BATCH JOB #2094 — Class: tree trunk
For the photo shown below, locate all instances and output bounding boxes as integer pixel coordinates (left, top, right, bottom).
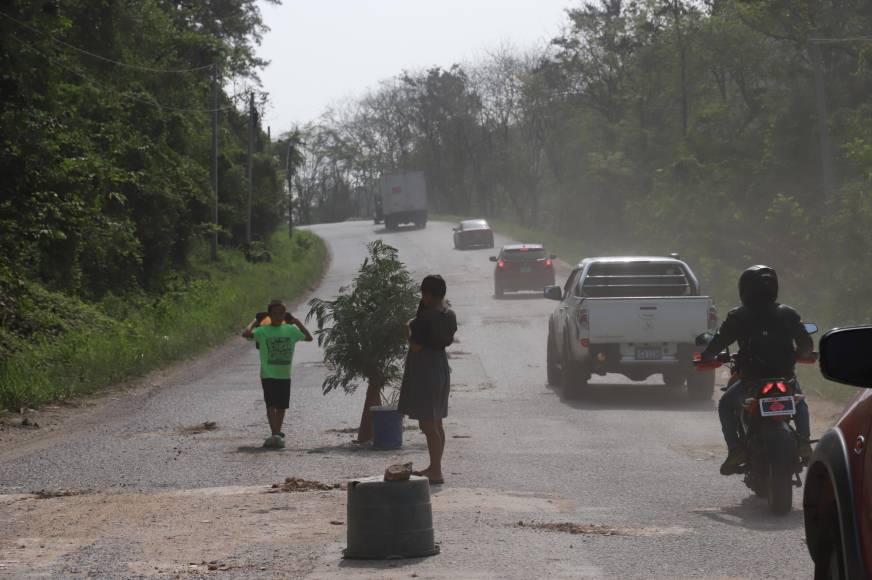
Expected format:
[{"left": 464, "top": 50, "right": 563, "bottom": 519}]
[{"left": 356, "top": 382, "right": 382, "bottom": 443}]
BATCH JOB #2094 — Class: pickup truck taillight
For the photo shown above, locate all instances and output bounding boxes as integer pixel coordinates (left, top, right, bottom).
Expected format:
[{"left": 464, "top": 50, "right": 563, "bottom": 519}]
[
  {"left": 578, "top": 308, "right": 589, "bottom": 329},
  {"left": 545, "top": 258, "right": 553, "bottom": 268},
  {"left": 708, "top": 306, "right": 718, "bottom": 328}
]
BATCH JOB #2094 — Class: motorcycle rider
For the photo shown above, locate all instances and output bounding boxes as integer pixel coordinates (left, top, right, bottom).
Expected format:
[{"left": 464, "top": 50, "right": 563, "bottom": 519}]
[{"left": 699, "top": 265, "right": 814, "bottom": 475}]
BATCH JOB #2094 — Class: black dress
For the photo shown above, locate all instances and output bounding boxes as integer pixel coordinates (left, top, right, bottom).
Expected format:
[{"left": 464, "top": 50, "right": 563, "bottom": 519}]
[{"left": 397, "top": 304, "right": 457, "bottom": 420}]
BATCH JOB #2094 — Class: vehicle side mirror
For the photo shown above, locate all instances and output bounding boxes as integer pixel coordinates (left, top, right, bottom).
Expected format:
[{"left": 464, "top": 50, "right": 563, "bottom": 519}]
[
  {"left": 489, "top": 256, "right": 498, "bottom": 262},
  {"left": 544, "top": 286, "right": 562, "bottom": 301},
  {"left": 695, "top": 332, "right": 713, "bottom": 347},
  {"left": 820, "top": 326, "right": 872, "bottom": 387},
  {"left": 452, "top": 227, "right": 459, "bottom": 232},
  {"left": 804, "top": 322, "right": 818, "bottom": 334}
]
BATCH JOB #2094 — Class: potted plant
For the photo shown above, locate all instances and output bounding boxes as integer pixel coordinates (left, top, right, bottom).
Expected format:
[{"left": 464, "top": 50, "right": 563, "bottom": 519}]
[
  {"left": 369, "top": 385, "right": 404, "bottom": 450},
  {"left": 307, "top": 240, "right": 418, "bottom": 444}
]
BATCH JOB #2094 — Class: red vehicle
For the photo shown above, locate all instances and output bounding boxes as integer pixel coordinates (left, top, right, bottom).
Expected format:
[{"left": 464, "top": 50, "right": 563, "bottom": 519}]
[
  {"left": 490, "top": 244, "right": 556, "bottom": 297},
  {"left": 804, "top": 325, "right": 872, "bottom": 579}
]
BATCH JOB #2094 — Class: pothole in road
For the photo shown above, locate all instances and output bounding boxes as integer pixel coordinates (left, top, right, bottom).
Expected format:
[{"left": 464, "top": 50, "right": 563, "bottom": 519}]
[
  {"left": 297, "top": 361, "right": 327, "bottom": 369},
  {"left": 326, "top": 425, "right": 425, "bottom": 435},
  {"left": 268, "top": 477, "right": 342, "bottom": 493},
  {"left": 178, "top": 421, "right": 218, "bottom": 435},
  {"left": 325, "top": 427, "right": 357, "bottom": 434},
  {"left": 452, "top": 381, "right": 496, "bottom": 392},
  {"left": 670, "top": 443, "right": 719, "bottom": 462},
  {"left": 481, "top": 316, "right": 532, "bottom": 326},
  {"left": 514, "top": 520, "right": 690, "bottom": 537},
  {"left": 31, "top": 489, "right": 92, "bottom": 500}
]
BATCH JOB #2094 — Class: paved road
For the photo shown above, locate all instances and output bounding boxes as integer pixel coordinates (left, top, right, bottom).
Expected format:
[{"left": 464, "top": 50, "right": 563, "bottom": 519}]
[{"left": 0, "top": 221, "right": 817, "bottom": 578}]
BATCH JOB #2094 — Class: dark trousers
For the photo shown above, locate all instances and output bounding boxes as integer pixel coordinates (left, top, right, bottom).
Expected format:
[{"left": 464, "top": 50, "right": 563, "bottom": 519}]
[{"left": 718, "top": 379, "right": 810, "bottom": 449}]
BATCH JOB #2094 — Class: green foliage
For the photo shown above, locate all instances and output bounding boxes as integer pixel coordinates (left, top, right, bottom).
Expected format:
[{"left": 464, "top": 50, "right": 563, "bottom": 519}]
[
  {"left": 0, "top": 0, "right": 292, "bottom": 301},
  {"left": 0, "top": 231, "right": 326, "bottom": 411},
  {"left": 307, "top": 241, "right": 418, "bottom": 397},
  {"left": 307, "top": 0, "right": 872, "bottom": 364}
]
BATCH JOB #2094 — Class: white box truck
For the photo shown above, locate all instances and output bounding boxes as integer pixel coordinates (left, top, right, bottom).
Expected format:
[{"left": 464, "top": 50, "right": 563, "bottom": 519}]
[{"left": 378, "top": 171, "right": 428, "bottom": 230}]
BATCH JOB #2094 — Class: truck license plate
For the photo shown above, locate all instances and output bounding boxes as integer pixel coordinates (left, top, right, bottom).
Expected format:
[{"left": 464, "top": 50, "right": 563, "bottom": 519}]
[
  {"left": 520, "top": 266, "right": 531, "bottom": 273},
  {"left": 635, "top": 347, "right": 662, "bottom": 360},
  {"left": 759, "top": 396, "right": 796, "bottom": 417}
]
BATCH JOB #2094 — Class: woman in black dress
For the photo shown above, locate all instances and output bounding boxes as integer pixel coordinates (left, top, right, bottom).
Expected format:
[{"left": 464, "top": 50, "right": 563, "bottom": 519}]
[{"left": 397, "top": 275, "right": 457, "bottom": 484}]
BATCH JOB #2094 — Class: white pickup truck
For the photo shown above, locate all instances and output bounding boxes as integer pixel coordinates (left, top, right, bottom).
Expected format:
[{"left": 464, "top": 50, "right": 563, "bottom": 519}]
[{"left": 545, "top": 256, "right": 717, "bottom": 400}]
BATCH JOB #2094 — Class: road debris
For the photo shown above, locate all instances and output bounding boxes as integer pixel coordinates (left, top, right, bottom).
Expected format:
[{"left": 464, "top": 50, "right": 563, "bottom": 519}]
[
  {"left": 179, "top": 421, "right": 218, "bottom": 435},
  {"left": 32, "top": 489, "right": 90, "bottom": 499},
  {"left": 384, "top": 462, "right": 413, "bottom": 481},
  {"left": 268, "top": 477, "right": 340, "bottom": 493},
  {"left": 514, "top": 520, "right": 690, "bottom": 537}
]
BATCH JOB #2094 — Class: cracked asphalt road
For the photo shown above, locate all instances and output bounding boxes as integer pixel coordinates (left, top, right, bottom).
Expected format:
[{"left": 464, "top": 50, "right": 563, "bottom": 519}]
[{"left": 0, "top": 221, "right": 825, "bottom": 578}]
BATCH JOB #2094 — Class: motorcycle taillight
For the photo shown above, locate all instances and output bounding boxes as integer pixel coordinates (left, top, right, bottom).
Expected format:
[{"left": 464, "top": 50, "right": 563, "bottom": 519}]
[{"left": 760, "top": 381, "right": 789, "bottom": 396}]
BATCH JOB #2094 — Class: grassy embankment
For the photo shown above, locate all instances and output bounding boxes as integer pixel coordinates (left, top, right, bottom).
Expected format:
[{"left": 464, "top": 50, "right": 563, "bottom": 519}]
[
  {"left": 0, "top": 231, "right": 327, "bottom": 411},
  {"left": 435, "top": 214, "right": 855, "bottom": 403}
]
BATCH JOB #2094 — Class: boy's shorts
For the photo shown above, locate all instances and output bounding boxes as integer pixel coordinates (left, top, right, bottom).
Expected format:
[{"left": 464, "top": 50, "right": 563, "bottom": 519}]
[{"left": 261, "top": 378, "right": 291, "bottom": 409}]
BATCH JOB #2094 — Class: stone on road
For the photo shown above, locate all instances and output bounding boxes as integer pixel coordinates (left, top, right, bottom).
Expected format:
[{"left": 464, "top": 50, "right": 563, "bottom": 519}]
[{"left": 0, "top": 221, "right": 817, "bottom": 579}]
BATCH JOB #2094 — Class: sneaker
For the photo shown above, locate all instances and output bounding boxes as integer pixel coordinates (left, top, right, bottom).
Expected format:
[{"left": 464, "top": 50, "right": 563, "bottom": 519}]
[
  {"left": 798, "top": 438, "right": 813, "bottom": 463},
  {"left": 720, "top": 447, "right": 748, "bottom": 476},
  {"left": 263, "top": 435, "right": 283, "bottom": 449}
]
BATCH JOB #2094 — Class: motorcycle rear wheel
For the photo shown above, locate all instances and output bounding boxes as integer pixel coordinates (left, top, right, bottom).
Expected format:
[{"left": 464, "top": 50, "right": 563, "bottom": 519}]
[{"left": 767, "top": 463, "right": 793, "bottom": 515}]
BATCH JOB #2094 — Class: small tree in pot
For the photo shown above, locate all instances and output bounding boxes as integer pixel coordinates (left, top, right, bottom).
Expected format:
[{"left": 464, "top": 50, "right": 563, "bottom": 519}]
[{"left": 307, "top": 240, "right": 418, "bottom": 443}]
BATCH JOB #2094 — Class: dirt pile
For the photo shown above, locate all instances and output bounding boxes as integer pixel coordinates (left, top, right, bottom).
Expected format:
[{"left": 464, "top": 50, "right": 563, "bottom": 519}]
[
  {"left": 515, "top": 520, "right": 690, "bottom": 538},
  {"left": 179, "top": 421, "right": 218, "bottom": 435},
  {"left": 269, "top": 477, "right": 340, "bottom": 493}
]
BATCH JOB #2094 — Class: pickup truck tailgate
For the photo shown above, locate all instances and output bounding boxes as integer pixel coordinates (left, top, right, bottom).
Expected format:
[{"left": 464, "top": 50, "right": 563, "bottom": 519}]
[{"left": 585, "top": 297, "right": 711, "bottom": 343}]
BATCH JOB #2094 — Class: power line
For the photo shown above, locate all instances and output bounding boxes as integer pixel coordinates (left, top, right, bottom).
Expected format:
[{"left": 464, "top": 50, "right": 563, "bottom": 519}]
[
  {"left": 0, "top": 9, "right": 214, "bottom": 74},
  {"left": 809, "top": 35, "right": 872, "bottom": 44},
  {"left": 8, "top": 33, "right": 240, "bottom": 113}
]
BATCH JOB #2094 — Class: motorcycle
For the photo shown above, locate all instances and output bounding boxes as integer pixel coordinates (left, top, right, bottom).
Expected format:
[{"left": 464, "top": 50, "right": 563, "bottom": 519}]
[{"left": 694, "top": 323, "right": 818, "bottom": 515}]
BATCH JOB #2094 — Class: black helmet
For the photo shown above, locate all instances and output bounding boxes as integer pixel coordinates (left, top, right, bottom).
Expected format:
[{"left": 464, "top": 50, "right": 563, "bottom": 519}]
[{"left": 738, "top": 265, "right": 778, "bottom": 307}]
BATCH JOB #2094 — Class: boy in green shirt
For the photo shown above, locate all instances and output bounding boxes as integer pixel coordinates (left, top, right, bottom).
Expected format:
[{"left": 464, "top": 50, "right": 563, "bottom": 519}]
[{"left": 242, "top": 300, "right": 313, "bottom": 448}]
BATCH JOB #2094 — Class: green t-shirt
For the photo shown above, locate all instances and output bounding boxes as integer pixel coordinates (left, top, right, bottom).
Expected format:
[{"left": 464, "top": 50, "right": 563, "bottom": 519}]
[{"left": 252, "top": 323, "right": 306, "bottom": 379}]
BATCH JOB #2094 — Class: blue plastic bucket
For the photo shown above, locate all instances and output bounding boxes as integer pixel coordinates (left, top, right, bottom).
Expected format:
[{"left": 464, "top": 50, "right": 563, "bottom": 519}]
[{"left": 371, "top": 405, "right": 403, "bottom": 450}]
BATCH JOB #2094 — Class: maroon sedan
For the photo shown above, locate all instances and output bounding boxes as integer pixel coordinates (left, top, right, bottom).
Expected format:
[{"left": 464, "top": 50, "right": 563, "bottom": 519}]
[
  {"left": 490, "top": 244, "right": 556, "bottom": 297},
  {"left": 804, "top": 325, "right": 872, "bottom": 579}
]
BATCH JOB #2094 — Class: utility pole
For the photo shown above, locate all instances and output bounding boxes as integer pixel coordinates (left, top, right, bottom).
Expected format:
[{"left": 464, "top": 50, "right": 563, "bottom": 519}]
[
  {"left": 811, "top": 42, "right": 835, "bottom": 197},
  {"left": 210, "top": 63, "right": 219, "bottom": 261},
  {"left": 286, "top": 138, "right": 295, "bottom": 238},
  {"left": 246, "top": 91, "right": 254, "bottom": 245}
]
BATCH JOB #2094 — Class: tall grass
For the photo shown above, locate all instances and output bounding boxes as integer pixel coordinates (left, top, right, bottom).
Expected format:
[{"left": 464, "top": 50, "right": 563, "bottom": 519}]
[
  {"left": 436, "top": 214, "right": 858, "bottom": 404},
  {"left": 0, "top": 231, "right": 327, "bottom": 411}
]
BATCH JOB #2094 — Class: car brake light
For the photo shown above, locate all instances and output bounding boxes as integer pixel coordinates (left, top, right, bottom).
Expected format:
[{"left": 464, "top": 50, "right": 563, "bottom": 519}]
[
  {"left": 578, "top": 308, "right": 589, "bottom": 328},
  {"left": 545, "top": 258, "right": 553, "bottom": 268},
  {"left": 761, "top": 383, "right": 774, "bottom": 395},
  {"left": 520, "top": 246, "right": 528, "bottom": 252},
  {"left": 497, "top": 259, "right": 505, "bottom": 268}
]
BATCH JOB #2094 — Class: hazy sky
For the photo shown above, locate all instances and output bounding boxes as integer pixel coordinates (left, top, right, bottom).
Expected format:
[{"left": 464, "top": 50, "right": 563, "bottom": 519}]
[{"left": 256, "top": 0, "right": 575, "bottom": 134}]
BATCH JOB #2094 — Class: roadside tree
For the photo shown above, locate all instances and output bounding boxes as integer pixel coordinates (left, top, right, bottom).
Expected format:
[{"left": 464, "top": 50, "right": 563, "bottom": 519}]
[{"left": 307, "top": 241, "right": 418, "bottom": 442}]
